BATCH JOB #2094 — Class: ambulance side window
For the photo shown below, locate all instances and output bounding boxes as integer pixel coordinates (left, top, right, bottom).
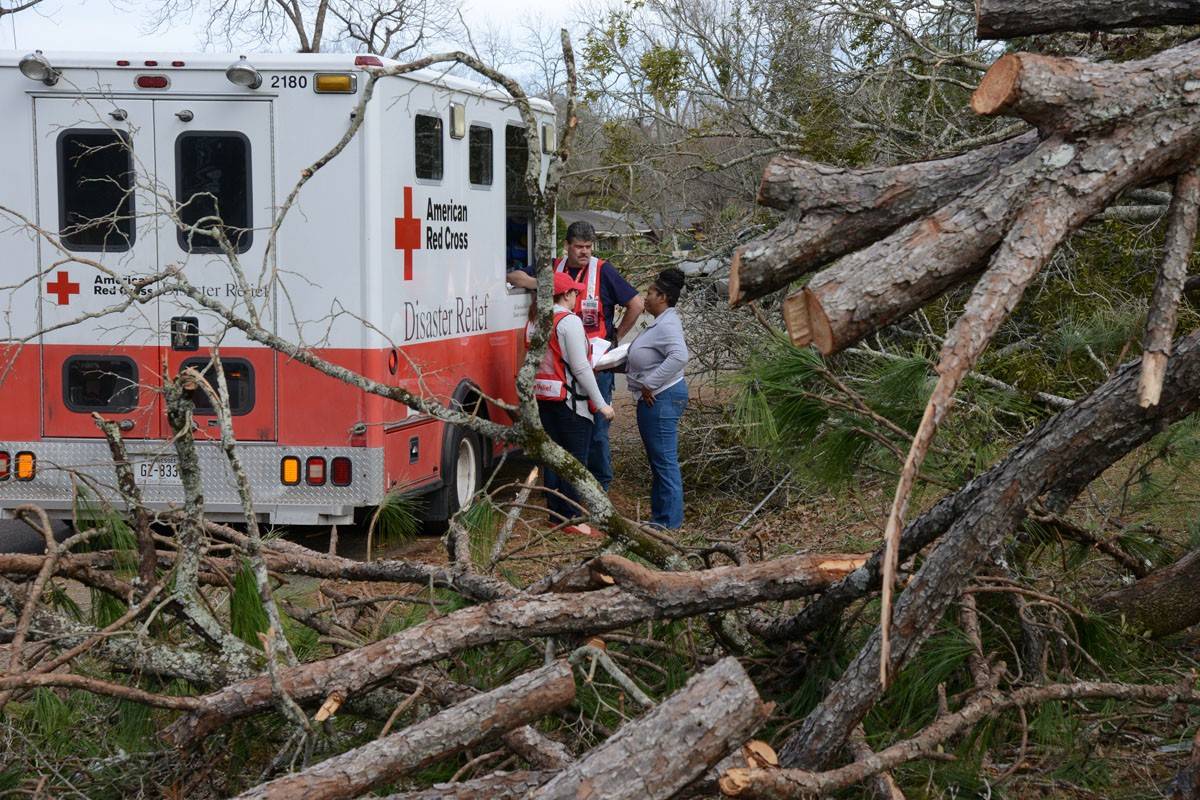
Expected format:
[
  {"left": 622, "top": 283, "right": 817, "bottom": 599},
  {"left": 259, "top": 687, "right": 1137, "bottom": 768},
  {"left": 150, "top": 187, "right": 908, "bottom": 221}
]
[
  {"left": 58, "top": 130, "right": 135, "bottom": 252},
  {"left": 505, "top": 125, "right": 530, "bottom": 205},
  {"left": 62, "top": 356, "right": 138, "bottom": 413},
  {"left": 181, "top": 357, "right": 255, "bottom": 416},
  {"left": 415, "top": 114, "right": 443, "bottom": 181},
  {"left": 176, "top": 132, "right": 253, "bottom": 254},
  {"left": 469, "top": 125, "right": 492, "bottom": 186}
]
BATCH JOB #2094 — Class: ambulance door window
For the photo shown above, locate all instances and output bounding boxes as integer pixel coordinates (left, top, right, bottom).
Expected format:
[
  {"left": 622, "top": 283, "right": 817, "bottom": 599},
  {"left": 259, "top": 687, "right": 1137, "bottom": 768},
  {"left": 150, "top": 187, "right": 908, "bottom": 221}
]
[
  {"left": 62, "top": 356, "right": 138, "bottom": 412},
  {"left": 181, "top": 357, "right": 255, "bottom": 416},
  {"left": 176, "top": 132, "right": 253, "bottom": 254},
  {"left": 505, "top": 124, "right": 533, "bottom": 278},
  {"left": 415, "top": 114, "right": 443, "bottom": 181},
  {"left": 469, "top": 125, "right": 492, "bottom": 186},
  {"left": 57, "top": 130, "right": 135, "bottom": 252}
]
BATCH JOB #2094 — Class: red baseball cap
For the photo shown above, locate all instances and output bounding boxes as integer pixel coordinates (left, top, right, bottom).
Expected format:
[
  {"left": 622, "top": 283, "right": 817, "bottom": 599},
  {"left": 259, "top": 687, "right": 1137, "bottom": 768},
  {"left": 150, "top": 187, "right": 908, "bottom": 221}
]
[{"left": 552, "top": 272, "right": 585, "bottom": 296}]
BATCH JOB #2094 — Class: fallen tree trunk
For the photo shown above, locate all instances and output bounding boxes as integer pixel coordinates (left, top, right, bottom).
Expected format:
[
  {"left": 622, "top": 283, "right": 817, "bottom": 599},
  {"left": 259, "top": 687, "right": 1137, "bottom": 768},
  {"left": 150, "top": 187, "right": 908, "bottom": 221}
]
[
  {"left": 722, "top": 680, "right": 1200, "bottom": 798},
  {"left": 775, "top": 326, "right": 1200, "bottom": 769},
  {"left": 787, "top": 99, "right": 1200, "bottom": 356},
  {"left": 162, "top": 552, "right": 861, "bottom": 746},
  {"left": 729, "top": 133, "right": 1037, "bottom": 306},
  {"left": 976, "top": 0, "right": 1200, "bottom": 38},
  {"left": 1094, "top": 546, "right": 1200, "bottom": 637},
  {"left": 527, "top": 657, "right": 769, "bottom": 800},
  {"left": 972, "top": 41, "right": 1200, "bottom": 133},
  {"left": 233, "top": 661, "right": 576, "bottom": 800},
  {"left": 378, "top": 771, "right": 556, "bottom": 800}
]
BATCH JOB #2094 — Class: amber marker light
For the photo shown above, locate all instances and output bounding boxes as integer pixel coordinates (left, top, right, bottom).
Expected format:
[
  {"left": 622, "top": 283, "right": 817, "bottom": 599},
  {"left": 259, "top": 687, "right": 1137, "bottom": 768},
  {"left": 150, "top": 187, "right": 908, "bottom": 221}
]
[
  {"left": 280, "top": 456, "right": 301, "bottom": 485},
  {"left": 314, "top": 73, "right": 356, "bottom": 93},
  {"left": 15, "top": 452, "right": 35, "bottom": 481}
]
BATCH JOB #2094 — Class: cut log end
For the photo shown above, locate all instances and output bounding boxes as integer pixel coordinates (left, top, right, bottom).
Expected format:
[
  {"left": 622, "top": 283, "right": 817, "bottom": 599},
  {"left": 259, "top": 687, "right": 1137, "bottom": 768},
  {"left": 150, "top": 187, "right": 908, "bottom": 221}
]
[
  {"left": 718, "top": 768, "right": 753, "bottom": 796},
  {"left": 728, "top": 250, "right": 744, "bottom": 308},
  {"left": 1139, "top": 351, "right": 1169, "bottom": 407},
  {"left": 972, "top": 54, "right": 1023, "bottom": 116},
  {"left": 783, "top": 288, "right": 835, "bottom": 354},
  {"left": 743, "top": 740, "right": 779, "bottom": 768}
]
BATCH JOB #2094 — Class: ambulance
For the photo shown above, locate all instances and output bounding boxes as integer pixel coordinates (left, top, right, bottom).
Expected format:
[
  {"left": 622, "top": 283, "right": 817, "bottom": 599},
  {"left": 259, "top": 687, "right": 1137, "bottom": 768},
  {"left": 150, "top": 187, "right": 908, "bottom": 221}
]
[{"left": 0, "top": 50, "right": 554, "bottom": 525}]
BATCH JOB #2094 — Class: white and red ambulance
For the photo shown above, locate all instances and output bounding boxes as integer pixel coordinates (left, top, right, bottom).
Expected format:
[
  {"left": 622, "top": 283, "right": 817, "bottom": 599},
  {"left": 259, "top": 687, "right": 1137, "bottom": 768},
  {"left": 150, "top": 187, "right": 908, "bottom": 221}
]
[{"left": 0, "top": 50, "right": 554, "bottom": 524}]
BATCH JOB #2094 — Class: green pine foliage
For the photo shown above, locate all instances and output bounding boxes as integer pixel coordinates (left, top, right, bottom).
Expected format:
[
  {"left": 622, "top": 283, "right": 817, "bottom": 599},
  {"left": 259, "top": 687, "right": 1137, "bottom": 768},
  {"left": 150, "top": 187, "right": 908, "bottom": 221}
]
[{"left": 230, "top": 558, "right": 270, "bottom": 649}]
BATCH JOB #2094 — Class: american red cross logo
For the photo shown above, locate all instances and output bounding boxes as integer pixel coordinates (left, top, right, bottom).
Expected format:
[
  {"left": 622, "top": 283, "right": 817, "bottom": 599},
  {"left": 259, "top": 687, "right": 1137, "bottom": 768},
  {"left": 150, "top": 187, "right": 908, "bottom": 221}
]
[
  {"left": 47, "top": 271, "right": 80, "bottom": 305},
  {"left": 394, "top": 186, "right": 421, "bottom": 281}
]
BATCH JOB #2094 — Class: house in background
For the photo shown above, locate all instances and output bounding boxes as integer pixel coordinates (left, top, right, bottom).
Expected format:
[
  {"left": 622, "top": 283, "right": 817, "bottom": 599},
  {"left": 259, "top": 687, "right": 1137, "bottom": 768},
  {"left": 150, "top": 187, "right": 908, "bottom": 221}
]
[{"left": 559, "top": 208, "right": 705, "bottom": 257}]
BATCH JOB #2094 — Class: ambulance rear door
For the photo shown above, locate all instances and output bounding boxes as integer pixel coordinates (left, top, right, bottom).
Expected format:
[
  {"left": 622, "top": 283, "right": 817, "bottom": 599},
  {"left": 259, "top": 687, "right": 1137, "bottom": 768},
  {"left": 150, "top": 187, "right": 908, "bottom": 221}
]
[
  {"left": 34, "top": 96, "right": 163, "bottom": 440},
  {"left": 154, "top": 99, "right": 277, "bottom": 442}
]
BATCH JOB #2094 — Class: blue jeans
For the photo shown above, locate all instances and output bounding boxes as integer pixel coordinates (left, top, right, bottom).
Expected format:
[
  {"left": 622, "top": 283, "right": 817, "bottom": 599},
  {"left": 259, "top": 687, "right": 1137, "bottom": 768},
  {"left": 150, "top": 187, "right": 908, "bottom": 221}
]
[
  {"left": 588, "top": 370, "right": 615, "bottom": 491},
  {"left": 636, "top": 380, "right": 687, "bottom": 529},
  {"left": 538, "top": 399, "right": 593, "bottom": 523}
]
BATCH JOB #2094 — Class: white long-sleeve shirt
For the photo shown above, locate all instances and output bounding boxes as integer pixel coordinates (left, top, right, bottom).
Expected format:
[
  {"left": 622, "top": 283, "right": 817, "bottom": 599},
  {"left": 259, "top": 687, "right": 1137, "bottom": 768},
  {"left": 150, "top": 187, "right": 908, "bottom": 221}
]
[{"left": 542, "top": 311, "right": 606, "bottom": 422}]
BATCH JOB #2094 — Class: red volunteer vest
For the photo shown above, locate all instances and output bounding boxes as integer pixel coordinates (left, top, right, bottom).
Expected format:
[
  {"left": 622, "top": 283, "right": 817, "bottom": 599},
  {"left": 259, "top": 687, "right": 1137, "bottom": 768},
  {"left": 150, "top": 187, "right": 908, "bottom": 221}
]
[
  {"left": 532, "top": 308, "right": 572, "bottom": 402},
  {"left": 554, "top": 256, "right": 608, "bottom": 341}
]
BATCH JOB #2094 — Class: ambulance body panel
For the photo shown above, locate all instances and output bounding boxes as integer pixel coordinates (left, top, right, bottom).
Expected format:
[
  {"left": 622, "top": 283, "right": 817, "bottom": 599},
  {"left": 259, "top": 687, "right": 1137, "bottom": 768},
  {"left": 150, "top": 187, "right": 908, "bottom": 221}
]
[{"left": 0, "top": 51, "right": 549, "bottom": 523}]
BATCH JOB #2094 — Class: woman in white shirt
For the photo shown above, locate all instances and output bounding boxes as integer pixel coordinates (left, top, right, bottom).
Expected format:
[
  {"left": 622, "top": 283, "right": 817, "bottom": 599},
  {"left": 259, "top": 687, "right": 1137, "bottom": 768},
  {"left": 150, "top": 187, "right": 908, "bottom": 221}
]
[
  {"left": 626, "top": 268, "right": 688, "bottom": 529},
  {"left": 532, "top": 272, "right": 615, "bottom": 530}
]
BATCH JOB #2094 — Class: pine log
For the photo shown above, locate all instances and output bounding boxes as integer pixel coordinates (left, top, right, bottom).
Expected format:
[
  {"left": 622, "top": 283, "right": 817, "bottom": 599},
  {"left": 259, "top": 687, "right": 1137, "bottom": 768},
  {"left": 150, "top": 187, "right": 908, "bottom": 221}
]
[
  {"left": 1094, "top": 547, "right": 1200, "bottom": 637},
  {"left": 232, "top": 661, "right": 576, "bottom": 800},
  {"left": 377, "top": 771, "right": 556, "bottom": 799},
  {"left": 976, "top": 0, "right": 1200, "bottom": 39},
  {"left": 774, "top": 326, "right": 1200, "bottom": 770},
  {"left": 527, "top": 657, "right": 769, "bottom": 800},
  {"left": 729, "top": 133, "right": 1037, "bottom": 306},
  {"left": 162, "top": 552, "right": 861, "bottom": 747},
  {"left": 1140, "top": 162, "right": 1200, "bottom": 407},
  {"left": 972, "top": 41, "right": 1200, "bottom": 133},
  {"left": 789, "top": 106, "right": 1200, "bottom": 355}
]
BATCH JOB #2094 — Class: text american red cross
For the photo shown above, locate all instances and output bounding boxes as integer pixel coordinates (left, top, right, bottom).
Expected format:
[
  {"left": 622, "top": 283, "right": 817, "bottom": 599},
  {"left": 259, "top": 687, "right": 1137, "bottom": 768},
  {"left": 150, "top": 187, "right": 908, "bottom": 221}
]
[
  {"left": 47, "top": 271, "right": 80, "bottom": 305},
  {"left": 394, "top": 186, "right": 421, "bottom": 281}
]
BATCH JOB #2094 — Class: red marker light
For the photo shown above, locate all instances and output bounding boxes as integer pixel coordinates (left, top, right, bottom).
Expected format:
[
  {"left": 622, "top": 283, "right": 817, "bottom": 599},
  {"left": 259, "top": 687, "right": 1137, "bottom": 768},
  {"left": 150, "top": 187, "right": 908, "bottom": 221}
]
[
  {"left": 172, "top": 60, "right": 186, "bottom": 67},
  {"left": 144, "top": 60, "right": 158, "bottom": 67},
  {"left": 331, "top": 457, "right": 352, "bottom": 486},
  {"left": 354, "top": 55, "right": 384, "bottom": 67},
  {"left": 135, "top": 75, "right": 169, "bottom": 89},
  {"left": 116, "top": 60, "right": 130, "bottom": 67}
]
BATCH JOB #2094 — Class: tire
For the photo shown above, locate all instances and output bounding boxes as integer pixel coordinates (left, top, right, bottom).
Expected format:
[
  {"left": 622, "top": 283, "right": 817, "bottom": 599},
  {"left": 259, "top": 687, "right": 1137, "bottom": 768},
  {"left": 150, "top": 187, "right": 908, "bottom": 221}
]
[{"left": 425, "top": 424, "right": 484, "bottom": 522}]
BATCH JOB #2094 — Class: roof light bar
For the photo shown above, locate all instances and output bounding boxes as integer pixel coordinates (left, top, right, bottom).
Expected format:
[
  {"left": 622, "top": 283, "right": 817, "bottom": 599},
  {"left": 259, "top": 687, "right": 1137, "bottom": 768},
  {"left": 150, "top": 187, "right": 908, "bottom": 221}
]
[
  {"left": 225, "top": 55, "right": 262, "bottom": 89},
  {"left": 19, "top": 50, "right": 60, "bottom": 86}
]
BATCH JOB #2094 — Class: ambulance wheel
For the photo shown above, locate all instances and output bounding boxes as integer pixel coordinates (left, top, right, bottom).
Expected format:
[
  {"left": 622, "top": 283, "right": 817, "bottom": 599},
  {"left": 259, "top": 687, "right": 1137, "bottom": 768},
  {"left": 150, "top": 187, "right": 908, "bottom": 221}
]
[{"left": 427, "top": 425, "right": 484, "bottom": 522}]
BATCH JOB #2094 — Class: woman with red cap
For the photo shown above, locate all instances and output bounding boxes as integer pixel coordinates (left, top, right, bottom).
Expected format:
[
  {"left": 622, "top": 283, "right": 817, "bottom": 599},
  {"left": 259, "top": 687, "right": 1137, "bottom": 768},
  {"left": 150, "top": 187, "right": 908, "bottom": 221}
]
[{"left": 532, "top": 271, "right": 615, "bottom": 528}]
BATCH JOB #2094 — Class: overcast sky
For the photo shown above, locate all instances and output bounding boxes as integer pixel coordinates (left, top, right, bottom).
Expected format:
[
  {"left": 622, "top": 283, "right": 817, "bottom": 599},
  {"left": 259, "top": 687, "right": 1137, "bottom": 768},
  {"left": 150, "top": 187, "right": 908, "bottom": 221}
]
[{"left": 3, "top": 0, "right": 567, "bottom": 53}]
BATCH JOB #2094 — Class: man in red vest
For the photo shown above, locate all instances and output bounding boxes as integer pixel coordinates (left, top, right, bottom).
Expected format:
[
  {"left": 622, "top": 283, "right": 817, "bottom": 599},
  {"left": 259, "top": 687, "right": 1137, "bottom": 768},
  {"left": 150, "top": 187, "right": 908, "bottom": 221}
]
[{"left": 508, "top": 220, "right": 643, "bottom": 491}]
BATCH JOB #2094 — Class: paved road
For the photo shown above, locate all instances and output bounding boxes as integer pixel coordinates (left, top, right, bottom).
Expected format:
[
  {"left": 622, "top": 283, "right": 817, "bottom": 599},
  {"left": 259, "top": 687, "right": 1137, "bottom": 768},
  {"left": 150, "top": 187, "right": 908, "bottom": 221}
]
[{"left": 0, "top": 518, "right": 73, "bottom": 554}]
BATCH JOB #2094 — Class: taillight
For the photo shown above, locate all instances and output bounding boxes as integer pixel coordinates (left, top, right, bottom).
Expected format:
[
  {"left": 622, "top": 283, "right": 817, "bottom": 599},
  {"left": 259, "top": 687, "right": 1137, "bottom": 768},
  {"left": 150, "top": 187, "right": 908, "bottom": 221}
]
[
  {"left": 0, "top": 452, "right": 9, "bottom": 480},
  {"left": 136, "top": 75, "right": 169, "bottom": 89},
  {"left": 15, "top": 452, "right": 35, "bottom": 481},
  {"left": 331, "top": 457, "right": 352, "bottom": 486},
  {"left": 306, "top": 457, "right": 326, "bottom": 486},
  {"left": 280, "top": 456, "right": 300, "bottom": 485}
]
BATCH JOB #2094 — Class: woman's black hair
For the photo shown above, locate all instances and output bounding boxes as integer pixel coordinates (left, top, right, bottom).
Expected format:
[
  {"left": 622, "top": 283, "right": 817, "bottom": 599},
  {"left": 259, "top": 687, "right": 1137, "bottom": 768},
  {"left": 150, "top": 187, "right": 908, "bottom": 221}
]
[{"left": 653, "top": 267, "right": 686, "bottom": 307}]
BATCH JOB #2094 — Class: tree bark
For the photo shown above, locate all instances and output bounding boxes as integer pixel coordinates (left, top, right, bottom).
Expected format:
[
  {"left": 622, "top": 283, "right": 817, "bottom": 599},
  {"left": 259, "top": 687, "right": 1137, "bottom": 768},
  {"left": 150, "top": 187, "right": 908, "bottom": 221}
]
[
  {"left": 1094, "top": 547, "right": 1200, "bottom": 637},
  {"left": 162, "top": 553, "right": 860, "bottom": 747},
  {"left": 788, "top": 105, "right": 1200, "bottom": 355},
  {"left": 377, "top": 771, "right": 557, "bottom": 799},
  {"left": 972, "top": 41, "right": 1200, "bottom": 134},
  {"left": 729, "top": 133, "right": 1037, "bottom": 306},
  {"left": 775, "top": 326, "right": 1200, "bottom": 770},
  {"left": 233, "top": 661, "right": 576, "bottom": 800},
  {"left": 1140, "top": 162, "right": 1200, "bottom": 406},
  {"left": 527, "top": 657, "right": 769, "bottom": 800},
  {"left": 976, "top": 0, "right": 1200, "bottom": 39}
]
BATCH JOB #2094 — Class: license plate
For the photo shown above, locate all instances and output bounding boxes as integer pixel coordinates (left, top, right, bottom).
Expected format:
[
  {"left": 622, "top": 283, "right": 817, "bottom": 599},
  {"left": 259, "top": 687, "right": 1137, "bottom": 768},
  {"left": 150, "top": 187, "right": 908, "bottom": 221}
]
[{"left": 134, "top": 455, "right": 182, "bottom": 485}]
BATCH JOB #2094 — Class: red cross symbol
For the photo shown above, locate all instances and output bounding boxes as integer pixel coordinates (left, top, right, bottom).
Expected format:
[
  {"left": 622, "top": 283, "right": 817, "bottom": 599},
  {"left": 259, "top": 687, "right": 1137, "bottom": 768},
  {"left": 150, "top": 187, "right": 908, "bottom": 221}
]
[
  {"left": 394, "top": 186, "right": 422, "bottom": 281},
  {"left": 47, "top": 271, "right": 80, "bottom": 305}
]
